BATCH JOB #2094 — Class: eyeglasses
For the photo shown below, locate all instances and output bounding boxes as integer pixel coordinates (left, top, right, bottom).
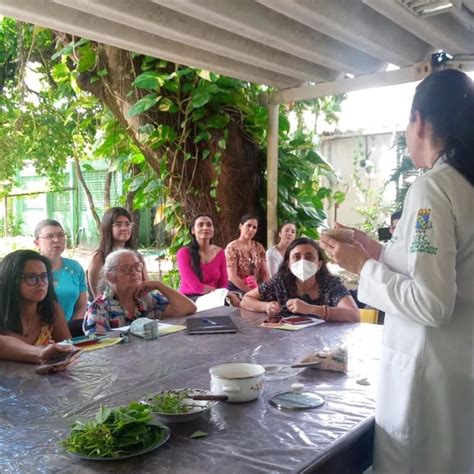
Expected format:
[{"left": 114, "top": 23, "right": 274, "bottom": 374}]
[
  {"left": 112, "top": 221, "right": 133, "bottom": 229},
  {"left": 20, "top": 272, "right": 49, "bottom": 286},
  {"left": 112, "top": 262, "right": 143, "bottom": 275},
  {"left": 38, "top": 233, "right": 67, "bottom": 240}
]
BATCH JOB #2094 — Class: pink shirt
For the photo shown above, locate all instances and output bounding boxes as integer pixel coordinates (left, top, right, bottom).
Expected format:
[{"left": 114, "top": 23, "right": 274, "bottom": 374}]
[{"left": 177, "top": 247, "right": 228, "bottom": 295}]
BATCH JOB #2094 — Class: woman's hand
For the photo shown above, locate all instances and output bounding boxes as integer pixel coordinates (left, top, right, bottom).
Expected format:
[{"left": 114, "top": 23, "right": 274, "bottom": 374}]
[
  {"left": 227, "top": 292, "right": 241, "bottom": 308},
  {"left": 38, "top": 343, "right": 75, "bottom": 365},
  {"left": 334, "top": 222, "right": 382, "bottom": 261},
  {"left": 134, "top": 280, "right": 161, "bottom": 299},
  {"left": 266, "top": 301, "right": 281, "bottom": 316},
  {"left": 286, "top": 298, "right": 313, "bottom": 315},
  {"left": 319, "top": 236, "right": 370, "bottom": 275}
]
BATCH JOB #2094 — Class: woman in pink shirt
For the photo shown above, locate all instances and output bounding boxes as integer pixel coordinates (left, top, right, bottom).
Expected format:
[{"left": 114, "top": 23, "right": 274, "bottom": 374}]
[{"left": 176, "top": 214, "right": 228, "bottom": 299}]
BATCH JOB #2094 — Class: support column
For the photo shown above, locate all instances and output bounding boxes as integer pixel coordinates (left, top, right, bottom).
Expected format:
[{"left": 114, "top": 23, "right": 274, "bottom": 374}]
[{"left": 266, "top": 102, "right": 279, "bottom": 247}]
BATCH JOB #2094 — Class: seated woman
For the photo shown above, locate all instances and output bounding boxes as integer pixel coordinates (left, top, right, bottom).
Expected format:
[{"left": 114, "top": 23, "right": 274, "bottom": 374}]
[
  {"left": 177, "top": 214, "right": 228, "bottom": 298},
  {"left": 225, "top": 214, "right": 270, "bottom": 294},
  {"left": 84, "top": 249, "right": 196, "bottom": 335},
  {"left": 266, "top": 222, "right": 297, "bottom": 277},
  {"left": 0, "top": 250, "right": 74, "bottom": 364},
  {"left": 87, "top": 207, "right": 148, "bottom": 300},
  {"left": 34, "top": 219, "right": 87, "bottom": 337},
  {"left": 241, "top": 237, "right": 360, "bottom": 322}
]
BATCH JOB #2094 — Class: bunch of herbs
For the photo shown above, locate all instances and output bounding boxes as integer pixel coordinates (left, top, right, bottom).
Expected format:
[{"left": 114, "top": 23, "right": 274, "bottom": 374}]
[{"left": 61, "top": 402, "right": 166, "bottom": 458}]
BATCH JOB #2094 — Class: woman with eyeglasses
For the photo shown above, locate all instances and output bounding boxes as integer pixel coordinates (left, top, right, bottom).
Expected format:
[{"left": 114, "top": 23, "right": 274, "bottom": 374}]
[
  {"left": 84, "top": 249, "right": 196, "bottom": 335},
  {"left": 87, "top": 207, "right": 148, "bottom": 300},
  {"left": 241, "top": 237, "right": 359, "bottom": 322},
  {"left": 34, "top": 219, "right": 87, "bottom": 336},
  {"left": 0, "top": 250, "right": 74, "bottom": 363},
  {"left": 225, "top": 214, "right": 270, "bottom": 295}
]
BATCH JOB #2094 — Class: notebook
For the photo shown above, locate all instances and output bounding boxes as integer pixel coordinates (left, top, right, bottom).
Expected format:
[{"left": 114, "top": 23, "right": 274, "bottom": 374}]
[{"left": 186, "top": 315, "right": 238, "bottom": 335}]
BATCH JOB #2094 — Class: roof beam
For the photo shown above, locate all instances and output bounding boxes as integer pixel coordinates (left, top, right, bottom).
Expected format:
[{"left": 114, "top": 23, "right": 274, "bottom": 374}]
[
  {"left": 53, "top": 0, "right": 334, "bottom": 83},
  {"left": 364, "top": 0, "right": 474, "bottom": 54},
  {"left": 267, "top": 58, "right": 474, "bottom": 104},
  {"left": 257, "top": 0, "right": 431, "bottom": 66},
  {"left": 153, "top": 0, "right": 383, "bottom": 75},
  {"left": 0, "top": 0, "right": 299, "bottom": 88}
]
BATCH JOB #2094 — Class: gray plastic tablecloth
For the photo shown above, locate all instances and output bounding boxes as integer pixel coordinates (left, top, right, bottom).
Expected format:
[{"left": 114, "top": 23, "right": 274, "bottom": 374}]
[{"left": 0, "top": 307, "right": 382, "bottom": 473}]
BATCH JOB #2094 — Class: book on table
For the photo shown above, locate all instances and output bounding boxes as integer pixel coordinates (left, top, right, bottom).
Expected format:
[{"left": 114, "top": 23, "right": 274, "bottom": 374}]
[{"left": 186, "top": 315, "right": 237, "bottom": 334}]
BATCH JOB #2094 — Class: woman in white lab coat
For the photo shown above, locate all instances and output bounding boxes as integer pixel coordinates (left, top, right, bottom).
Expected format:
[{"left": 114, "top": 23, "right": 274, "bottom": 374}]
[{"left": 320, "top": 69, "right": 474, "bottom": 473}]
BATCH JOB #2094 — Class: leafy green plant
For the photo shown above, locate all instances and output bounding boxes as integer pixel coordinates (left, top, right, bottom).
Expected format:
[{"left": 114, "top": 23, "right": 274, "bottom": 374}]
[
  {"left": 147, "top": 391, "right": 191, "bottom": 414},
  {"left": 388, "top": 132, "right": 422, "bottom": 210},
  {"left": 351, "top": 138, "right": 391, "bottom": 236},
  {"left": 61, "top": 402, "right": 166, "bottom": 458}
]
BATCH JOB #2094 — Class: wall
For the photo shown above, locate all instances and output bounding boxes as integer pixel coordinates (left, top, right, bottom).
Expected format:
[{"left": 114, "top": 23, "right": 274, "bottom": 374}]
[{"left": 320, "top": 130, "right": 400, "bottom": 229}]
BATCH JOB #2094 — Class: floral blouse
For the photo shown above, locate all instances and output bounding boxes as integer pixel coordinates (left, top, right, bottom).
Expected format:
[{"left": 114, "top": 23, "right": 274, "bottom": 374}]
[
  {"left": 258, "top": 273, "right": 350, "bottom": 316},
  {"left": 84, "top": 290, "right": 168, "bottom": 335},
  {"left": 225, "top": 239, "right": 266, "bottom": 281}
]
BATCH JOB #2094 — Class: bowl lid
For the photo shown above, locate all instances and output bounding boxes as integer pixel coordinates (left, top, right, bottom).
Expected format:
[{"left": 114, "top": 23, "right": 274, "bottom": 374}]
[{"left": 268, "top": 390, "right": 325, "bottom": 410}]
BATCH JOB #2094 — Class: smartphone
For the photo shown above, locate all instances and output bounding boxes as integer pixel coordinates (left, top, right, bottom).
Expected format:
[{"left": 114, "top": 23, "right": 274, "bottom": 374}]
[
  {"left": 35, "top": 349, "right": 82, "bottom": 375},
  {"left": 68, "top": 335, "right": 107, "bottom": 347},
  {"left": 282, "top": 316, "right": 315, "bottom": 325}
]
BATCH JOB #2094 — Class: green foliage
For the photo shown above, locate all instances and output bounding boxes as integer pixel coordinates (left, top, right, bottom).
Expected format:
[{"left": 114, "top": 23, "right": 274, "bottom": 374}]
[
  {"left": 351, "top": 138, "right": 392, "bottom": 236},
  {"left": 0, "top": 213, "right": 24, "bottom": 237},
  {"left": 388, "top": 132, "right": 422, "bottom": 210},
  {"left": 61, "top": 402, "right": 166, "bottom": 458},
  {"left": 274, "top": 131, "right": 342, "bottom": 238}
]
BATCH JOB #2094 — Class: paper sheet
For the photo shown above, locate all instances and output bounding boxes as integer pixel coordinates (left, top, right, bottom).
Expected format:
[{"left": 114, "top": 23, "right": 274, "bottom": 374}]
[
  {"left": 260, "top": 320, "right": 325, "bottom": 331},
  {"left": 158, "top": 322, "right": 186, "bottom": 335},
  {"left": 80, "top": 337, "right": 124, "bottom": 351},
  {"left": 195, "top": 288, "right": 228, "bottom": 312}
]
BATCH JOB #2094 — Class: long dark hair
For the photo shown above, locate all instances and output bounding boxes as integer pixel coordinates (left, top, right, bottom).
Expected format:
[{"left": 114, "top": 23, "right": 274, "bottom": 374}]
[
  {"left": 0, "top": 250, "right": 57, "bottom": 335},
  {"left": 188, "top": 214, "right": 213, "bottom": 281},
  {"left": 238, "top": 213, "right": 259, "bottom": 238},
  {"left": 278, "top": 237, "right": 331, "bottom": 295},
  {"left": 97, "top": 207, "right": 136, "bottom": 261},
  {"left": 411, "top": 69, "right": 474, "bottom": 185}
]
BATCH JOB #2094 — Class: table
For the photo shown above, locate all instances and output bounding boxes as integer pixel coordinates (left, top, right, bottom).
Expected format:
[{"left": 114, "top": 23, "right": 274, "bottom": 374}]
[{"left": 0, "top": 307, "right": 382, "bottom": 473}]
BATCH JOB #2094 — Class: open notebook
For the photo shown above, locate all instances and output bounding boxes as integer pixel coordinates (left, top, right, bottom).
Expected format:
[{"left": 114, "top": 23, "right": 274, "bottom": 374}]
[{"left": 186, "top": 315, "right": 237, "bottom": 335}]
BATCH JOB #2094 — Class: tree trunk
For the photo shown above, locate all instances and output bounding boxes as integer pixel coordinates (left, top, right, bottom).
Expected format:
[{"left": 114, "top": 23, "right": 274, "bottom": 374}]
[
  {"left": 73, "top": 153, "right": 101, "bottom": 230},
  {"left": 75, "top": 44, "right": 263, "bottom": 247}
]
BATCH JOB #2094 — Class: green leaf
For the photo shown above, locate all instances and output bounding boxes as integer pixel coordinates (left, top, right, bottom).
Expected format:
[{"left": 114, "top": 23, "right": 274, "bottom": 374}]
[
  {"left": 127, "top": 93, "right": 160, "bottom": 117},
  {"left": 191, "top": 89, "right": 211, "bottom": 109},
  {"left": 96, "top": 405, "right": 112, "bottom": 424},
  {"left": 132, "top": 71, "right": 164, "bottom": 90},
  {"left": 206, "top": 114, "right": 229, "bottom": 129},
  {"left": 158, "top": 98, "right": 178, "bottom": 113},
  {"left": 77, "top": 43, "right": 97, "bottom": 73},
  {"left": 198, "top": 70, "right": 212, "bottom": 81},
  {"left": 51, "top": 38, "right": 88, "bottom": 60}
]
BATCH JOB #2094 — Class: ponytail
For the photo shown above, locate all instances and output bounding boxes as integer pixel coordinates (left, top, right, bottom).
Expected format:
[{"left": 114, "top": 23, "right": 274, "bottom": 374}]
[{"left": 411, "top": 69, "right": 474, "bottom": 185}]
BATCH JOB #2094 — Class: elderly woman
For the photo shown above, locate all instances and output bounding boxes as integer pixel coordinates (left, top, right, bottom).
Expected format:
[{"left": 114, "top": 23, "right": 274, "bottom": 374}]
[
  {"left": 241, "top": 237, "right": 360, "bottom": 322},
  {"left": 84, "top": 249, "right": 196, "bottom": 335}
]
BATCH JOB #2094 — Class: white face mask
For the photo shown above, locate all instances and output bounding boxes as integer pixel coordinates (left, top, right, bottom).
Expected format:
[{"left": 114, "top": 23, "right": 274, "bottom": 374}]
[{"left": 290, "top": 259, "right": 318, "bottom": 281}]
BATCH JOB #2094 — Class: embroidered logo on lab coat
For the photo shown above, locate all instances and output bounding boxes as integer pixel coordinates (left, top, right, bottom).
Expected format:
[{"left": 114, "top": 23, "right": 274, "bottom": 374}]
[{"left": 409, "top": 208, "right": 438, "bottom": 255}]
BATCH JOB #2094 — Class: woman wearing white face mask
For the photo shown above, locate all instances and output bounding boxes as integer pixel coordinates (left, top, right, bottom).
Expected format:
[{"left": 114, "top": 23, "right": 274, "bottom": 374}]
[{"left": 241, "top": 237, "right": 359, "bottom": 321}]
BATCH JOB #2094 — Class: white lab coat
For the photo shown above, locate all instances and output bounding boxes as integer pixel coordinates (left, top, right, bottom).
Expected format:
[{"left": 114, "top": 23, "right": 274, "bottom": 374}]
[{"left": 358, "top": 159, "right": 474, "bottom": 473}]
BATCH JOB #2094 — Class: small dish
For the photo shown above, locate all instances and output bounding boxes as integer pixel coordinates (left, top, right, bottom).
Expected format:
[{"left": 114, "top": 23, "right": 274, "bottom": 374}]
[
  {"left": 262, "top": 364, "right": 303, "bottom": 381},
  {"left": 144, "top": 388, "right": 219, "bottom": 423},
  {"left": 67, "top": 423, "right": 170, "bottom": 461}
]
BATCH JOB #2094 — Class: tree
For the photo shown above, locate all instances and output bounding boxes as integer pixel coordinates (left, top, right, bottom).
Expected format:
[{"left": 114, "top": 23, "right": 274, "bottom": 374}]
[{"left": 1, "top": 18, "right": 346, "bottom": 249}]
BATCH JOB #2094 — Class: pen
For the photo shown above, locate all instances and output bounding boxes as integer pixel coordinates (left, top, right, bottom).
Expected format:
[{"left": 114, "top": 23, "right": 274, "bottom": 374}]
[{"left": 203, "top": 318, "right": 218, "bottom": 325}]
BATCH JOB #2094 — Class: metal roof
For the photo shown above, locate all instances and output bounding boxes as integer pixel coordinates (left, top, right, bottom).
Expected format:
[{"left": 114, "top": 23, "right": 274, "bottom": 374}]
[{"left": 1, "top": 0, "right": 473, "bottom": 91}]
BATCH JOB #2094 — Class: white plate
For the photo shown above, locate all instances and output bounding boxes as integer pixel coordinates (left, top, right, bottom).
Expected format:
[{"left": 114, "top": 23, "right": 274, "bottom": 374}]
[
  {"left": 144, "top": 388, "right": 219, "bottom": 423},
  {"left": 67, "top": 423, "right": 170, "bottom": 461}
]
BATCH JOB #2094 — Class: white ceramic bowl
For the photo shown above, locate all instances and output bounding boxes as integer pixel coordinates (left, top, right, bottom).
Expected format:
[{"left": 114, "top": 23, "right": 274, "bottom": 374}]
[{"left": 209, "top": 362, "right": 265, "bottom": 402}]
